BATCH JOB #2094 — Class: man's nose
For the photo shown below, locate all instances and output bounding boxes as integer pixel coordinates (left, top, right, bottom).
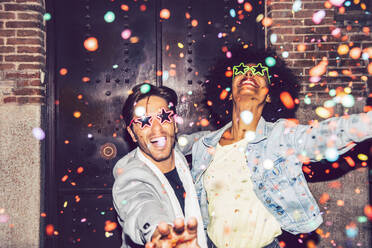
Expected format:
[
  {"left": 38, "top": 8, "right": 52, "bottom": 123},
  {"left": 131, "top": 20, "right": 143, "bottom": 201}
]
[{"left": 151, "top": 118, "right": 162, "bottom": 130}]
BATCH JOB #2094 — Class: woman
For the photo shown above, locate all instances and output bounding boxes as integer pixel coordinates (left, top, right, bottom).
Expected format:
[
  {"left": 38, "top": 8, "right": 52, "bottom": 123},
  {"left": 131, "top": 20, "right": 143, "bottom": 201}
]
[{"left": 191, "top": 46, "right": 372, "bottom": 248}]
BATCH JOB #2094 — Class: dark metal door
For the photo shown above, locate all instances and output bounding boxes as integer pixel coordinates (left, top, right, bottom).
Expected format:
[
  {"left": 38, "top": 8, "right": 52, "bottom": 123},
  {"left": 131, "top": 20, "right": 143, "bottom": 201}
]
[{"left": 45, "top": 0, "right": 264, "bottom": 247}]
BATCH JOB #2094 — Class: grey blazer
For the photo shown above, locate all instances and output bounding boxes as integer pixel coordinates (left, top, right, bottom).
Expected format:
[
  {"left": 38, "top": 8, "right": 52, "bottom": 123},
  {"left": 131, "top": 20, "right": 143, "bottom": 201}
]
[{"left": 112, "top": 132, "right": 208, "bottom": 248}]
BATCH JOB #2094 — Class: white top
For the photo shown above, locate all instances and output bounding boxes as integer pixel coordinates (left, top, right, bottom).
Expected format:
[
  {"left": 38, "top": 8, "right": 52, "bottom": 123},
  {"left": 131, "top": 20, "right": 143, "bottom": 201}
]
[
  {"left": 204, "top": 138, "right": 282, "bottom": 248},
  {"left": 137, "top": 148, "right": 208, "bottom": 248}
]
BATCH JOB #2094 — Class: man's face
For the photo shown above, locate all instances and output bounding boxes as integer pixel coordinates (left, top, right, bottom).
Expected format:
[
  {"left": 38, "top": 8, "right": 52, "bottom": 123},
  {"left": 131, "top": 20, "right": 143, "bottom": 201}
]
[
  {"left": 127, "top": 95, "right": 177, "bottom": 163},
  {"left": 232, "top": 63, "right": 270, "bottom": 103}
]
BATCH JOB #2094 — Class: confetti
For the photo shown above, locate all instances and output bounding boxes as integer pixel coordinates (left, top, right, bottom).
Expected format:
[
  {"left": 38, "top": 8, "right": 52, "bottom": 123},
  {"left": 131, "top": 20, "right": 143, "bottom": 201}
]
[
  {"left": 73, "top": 111, "right": 81, "bottom": 118},
  {"left": 244, "top": 2, "right": 253, "bottom": 12},
  {"left": 256, "top": 14, "right": 264, "bottom": 23},
  {"left": 244, "top": 131, "right": 256, "bottom": 141},
  {"left": 0, "top": 214, "right": 9, "bottom": 223},
  {"left": 32, "top": 127, "right": 45, "bottom": 140},
  {"left": 330, "top": 0, "right": 345, "bottom": 7},
  {"left": 263, "top": 159, "right": 274, "bottom": 170},
  {"left": 134, "top": 106, "right": 146, "bottom": 117},
  {"left": 325, "top": 147, "right": 338, "bottom": 161},
  {"left": 104, "top": 220, "right": 118, "bottom": 232},
  {"left": 265, "top": 56, "right": 276, "bottom": 67},
  {"left": 43, "top": 13, "right": 52, "bottom": 21},
  {"left": 331, "top": 28, "right": 341, "bottom": 37},
  {"left": 270, "top": 34, "right": 277, "bottom": 44},
  {"left": 121, "top": 29, "right": 132, "bottom": 40},
  {"left": 337, "top": 44, "right": 349, "bottom": 55},
  {"left": 160, "top": 9, "right": 171, "bottom": 19},
  {"left": 121, "top": 4, "right": 129, "bottom": 11},
  {"left": 45, "top": 224, "right": 54, "bottom": 236},
  {"left": 280, "top": 92, "right": 295, "bottom": 109},
  {"left": 200, "top": 119, "right": 209, "bottom": 127},
  {"left": 178, "top": 136, "right": 188, "bottom": 147},
  {"left": 319, "top": 193, "right": 330, "bottom": 204},
  {"left": 312, "top": 10, "right": 326, "bottom": 24},
  {"left": 140, "top": 4, "right": 146, "bottom": 12},
  {"left": 140, "top": 84, "right": 151, "bottom": 94},
  {"left": 104, "top": 11, "right": 115, "bottom": 23},
  {"left": 219, "top": 89, "right": 229, "bottom": 100},
  {"left": 345, "top": 222, "right": 358, "bottom": 238},
  {"left": 262, "top": 17, "right": 273, "bottom": 27},
  {"left": 357, "top": 153, "right": 368, "bottom": 161},
  {"left": 84, "top": 37, "right": 98, "bottom": 52},
  {"left": 59, "top": 68, "right": 68, "bottom": 76},
  {"left": 349, "top": 47, "right": 362, "bottom": 59},
  {"left": 341, "top": 94, "right": 355, "bottom": 108},
  {"left": 292, "top": 0, "right": 302, "bottom": 12},
  {"left": 364, "top": 205, "right": 372, "bottom": 219},
  {"left": 240, "top": 110, "right": 253, "bottom": 124},
  {"left": 337, "top": 199, "right": 345, "bottom": 206}
]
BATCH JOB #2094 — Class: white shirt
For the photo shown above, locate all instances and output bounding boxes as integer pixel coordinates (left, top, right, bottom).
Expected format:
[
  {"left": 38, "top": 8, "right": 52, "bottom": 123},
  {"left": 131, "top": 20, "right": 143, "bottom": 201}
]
[
  {"left": 137, "top": 148, "right": 208, "bottom": 248},
  {"left": 204, "top": 138, "right": 282, "bottom": 248}
]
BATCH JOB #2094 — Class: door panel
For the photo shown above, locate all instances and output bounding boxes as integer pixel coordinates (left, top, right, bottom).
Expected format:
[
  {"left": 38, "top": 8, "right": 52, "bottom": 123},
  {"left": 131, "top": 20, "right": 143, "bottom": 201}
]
[{"left": 47, "top": 0, "right": 263, "bottom": 247}]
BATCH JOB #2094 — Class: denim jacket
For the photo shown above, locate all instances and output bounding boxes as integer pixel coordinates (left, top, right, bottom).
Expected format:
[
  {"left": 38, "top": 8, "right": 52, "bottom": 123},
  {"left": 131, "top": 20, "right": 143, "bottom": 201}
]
[{"left": 191, "top": 112, "right": 372, "bottom": 234}]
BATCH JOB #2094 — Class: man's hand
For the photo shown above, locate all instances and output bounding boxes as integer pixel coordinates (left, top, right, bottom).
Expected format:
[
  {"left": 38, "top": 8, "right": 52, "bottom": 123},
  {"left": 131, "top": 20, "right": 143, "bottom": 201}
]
[{"left": 145, "top": 217, "right": 200, "bottom": 248}]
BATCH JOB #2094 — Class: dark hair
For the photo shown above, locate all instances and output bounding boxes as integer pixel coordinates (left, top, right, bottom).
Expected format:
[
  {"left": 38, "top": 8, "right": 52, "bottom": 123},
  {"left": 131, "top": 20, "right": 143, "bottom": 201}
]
[
  {"left": 204, "top": 44, "right": 300, "bottom": 126},
  {"left": 122, "top": 83, "right": 178, "bottom": 127}
]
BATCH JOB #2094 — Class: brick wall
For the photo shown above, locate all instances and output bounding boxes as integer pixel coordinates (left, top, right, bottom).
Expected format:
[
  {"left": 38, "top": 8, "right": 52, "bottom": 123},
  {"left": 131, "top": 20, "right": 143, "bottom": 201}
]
[
  {"left": 266, "top": 1, "right": 371, "bottom": 247},
  {"left": 0, "top": 0, "right": 45, "bottom": 104},
  {"left": 0, "top": 0, "right": 45, "bottom": 247},
  {"left": 267, "top": 0, "right": 371, "bottom": 105}
]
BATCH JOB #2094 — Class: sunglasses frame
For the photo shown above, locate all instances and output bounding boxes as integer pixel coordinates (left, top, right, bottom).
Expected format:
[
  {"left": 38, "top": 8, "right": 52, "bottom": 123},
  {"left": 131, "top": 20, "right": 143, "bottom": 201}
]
[
  {"left": 232, "top": 62, "right": 271, "bottom": 84},
  {"left": 129, "top": 107, "right": 174, "bottom": 129}
]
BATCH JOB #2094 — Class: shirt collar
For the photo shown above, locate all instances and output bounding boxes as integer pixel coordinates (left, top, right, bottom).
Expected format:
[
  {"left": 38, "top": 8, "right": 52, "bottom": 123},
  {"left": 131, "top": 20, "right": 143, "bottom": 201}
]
[{"left": 202, "top": 117, "right": 269, "bottom": 147}]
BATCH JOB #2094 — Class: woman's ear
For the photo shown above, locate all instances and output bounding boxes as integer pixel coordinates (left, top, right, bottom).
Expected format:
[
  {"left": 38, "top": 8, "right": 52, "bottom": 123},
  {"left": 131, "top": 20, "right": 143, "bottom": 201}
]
[{"left": 266, "top": 94, "right": 271, "bottom": 103}]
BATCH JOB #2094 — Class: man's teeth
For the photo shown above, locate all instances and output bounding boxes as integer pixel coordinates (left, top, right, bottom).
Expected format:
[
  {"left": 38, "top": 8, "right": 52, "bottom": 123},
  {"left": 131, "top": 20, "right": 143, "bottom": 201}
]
[{"left": 150, "top": 137, "right": 166, "bottom": 146}]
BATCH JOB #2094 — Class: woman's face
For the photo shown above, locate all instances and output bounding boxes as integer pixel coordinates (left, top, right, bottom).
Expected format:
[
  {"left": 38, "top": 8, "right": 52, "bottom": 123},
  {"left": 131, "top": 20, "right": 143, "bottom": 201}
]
[{"left": 231, "top": 63, "right": 270, "bottom": 104}]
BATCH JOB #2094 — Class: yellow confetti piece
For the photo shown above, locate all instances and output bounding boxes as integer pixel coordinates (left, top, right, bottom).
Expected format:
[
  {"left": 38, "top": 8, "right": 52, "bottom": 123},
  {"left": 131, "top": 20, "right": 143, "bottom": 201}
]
[
  {"left": 315, "top": 107, "right": 331, "bottom": 118},
  {"left": 177, "top": 42, "right": 184, "bottom": 48},
  {"left": 73, "top": 111, "right": 81, "bottom": 118},
  {"left": 337, "top": 200, "right": 344, "bottom": 206},
  {"left": 357, "top": 153, "right": 368, "bottom": 161},
  {"left": 63, "top": 201, "right": 68, "bottom": 208},
  {"left": 256, "top": 14, "right": 264, "bottom": 23},
  {"left": 344, "top": 87, "right": 351, "bottom": 94}
]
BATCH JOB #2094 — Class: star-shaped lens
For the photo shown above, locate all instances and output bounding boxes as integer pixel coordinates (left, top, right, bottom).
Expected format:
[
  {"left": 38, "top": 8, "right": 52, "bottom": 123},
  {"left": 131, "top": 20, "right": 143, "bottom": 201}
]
[
  {"left": 136, "top": 115, "right": 152, "bottom": 128},
  {"left": 157, "top": 108, "right": 174, "bottom": 124},
  {"left": 251, "top": 63, "right": 268, "bottom": 77},
  {"left": 233, "top": 63, "right": 248, "bottom": 76}
]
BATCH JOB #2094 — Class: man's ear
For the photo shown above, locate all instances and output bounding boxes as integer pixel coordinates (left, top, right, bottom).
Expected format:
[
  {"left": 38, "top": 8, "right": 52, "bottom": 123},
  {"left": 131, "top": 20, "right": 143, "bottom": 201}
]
[
  {"left": 175, "top": 121, "right": 178, "bottom": 134},
  {"left": 266, "top": 94, "right": 271, "bottom": 103},
  {"left": 127, "top": 126, "right": 137, "bottom": 143}
]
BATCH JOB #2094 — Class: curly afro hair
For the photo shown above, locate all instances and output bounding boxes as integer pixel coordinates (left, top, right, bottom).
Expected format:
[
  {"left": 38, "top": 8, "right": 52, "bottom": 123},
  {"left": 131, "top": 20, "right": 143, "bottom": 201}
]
[{"left": 204, "top": 44, "right": 300, "bottom": 127}]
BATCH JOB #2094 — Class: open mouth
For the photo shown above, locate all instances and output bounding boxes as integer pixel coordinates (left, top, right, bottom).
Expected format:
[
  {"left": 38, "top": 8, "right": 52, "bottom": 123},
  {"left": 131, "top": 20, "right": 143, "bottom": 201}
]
[
  {"left": 150, "top": 136, "right": 167, "bottom": 148},
  {"left": 239, "top": 78, "right": 259, "bottom": 88}
]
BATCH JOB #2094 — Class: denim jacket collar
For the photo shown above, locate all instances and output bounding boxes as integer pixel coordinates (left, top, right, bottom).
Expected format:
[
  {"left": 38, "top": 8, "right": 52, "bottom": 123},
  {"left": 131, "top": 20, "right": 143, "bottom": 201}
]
[{"left": 202, "top": 117, "right": 269, "bottom": 147}]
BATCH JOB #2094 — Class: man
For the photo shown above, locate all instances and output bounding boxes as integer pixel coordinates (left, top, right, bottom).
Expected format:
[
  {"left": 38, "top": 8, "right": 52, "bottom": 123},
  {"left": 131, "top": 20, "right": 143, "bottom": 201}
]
[
  {"left": 112, "top": 83, "right": 208, "bottom": 248},
  {"left": 191, "top": 46, "right": 372, "bottom": 248}
]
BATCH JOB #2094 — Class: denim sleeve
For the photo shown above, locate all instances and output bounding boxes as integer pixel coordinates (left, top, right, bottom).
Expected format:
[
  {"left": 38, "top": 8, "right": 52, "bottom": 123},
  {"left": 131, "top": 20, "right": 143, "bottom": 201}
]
[
  {"left": 288, "top": 111, "right": 372, "bottom": 161},
  {"left": 176, "top": 131, "right": 210, "bottom": 156},
  {"left": 112, "top": 168, "right": 172, "bottom": 244}
]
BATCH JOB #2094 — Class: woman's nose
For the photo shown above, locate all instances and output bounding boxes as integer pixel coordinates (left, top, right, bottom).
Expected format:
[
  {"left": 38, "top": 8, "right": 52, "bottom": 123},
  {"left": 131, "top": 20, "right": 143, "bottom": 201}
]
[{"left": 245, "top": 70, "right": 253, "bottom": 77}]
